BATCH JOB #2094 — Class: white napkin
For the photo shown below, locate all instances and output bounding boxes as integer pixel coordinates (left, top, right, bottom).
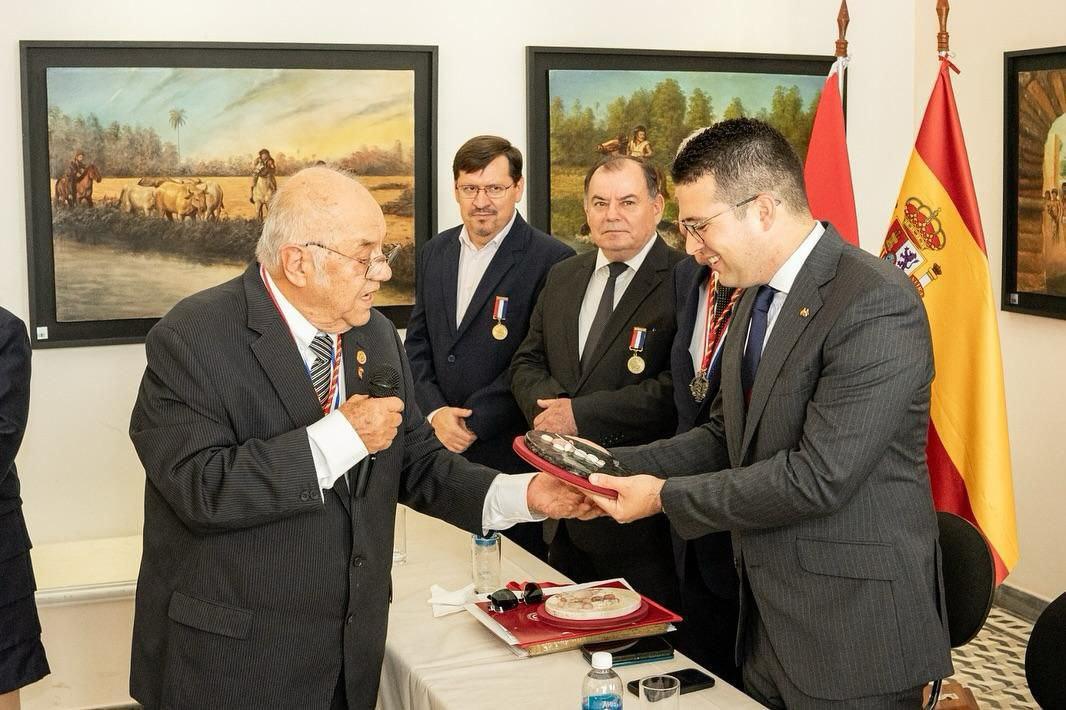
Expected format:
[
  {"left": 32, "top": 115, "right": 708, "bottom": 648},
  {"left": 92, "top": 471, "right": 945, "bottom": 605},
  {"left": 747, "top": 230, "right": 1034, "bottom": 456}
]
[{"left": 428, "top": 583, "right": 479, "bottom": 617}]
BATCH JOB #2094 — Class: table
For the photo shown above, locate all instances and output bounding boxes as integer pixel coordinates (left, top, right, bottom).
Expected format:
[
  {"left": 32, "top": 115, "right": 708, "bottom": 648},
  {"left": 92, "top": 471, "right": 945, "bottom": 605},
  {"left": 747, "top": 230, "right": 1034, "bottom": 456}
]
[{"left": 378, "top": 508, "right": 764, "bottom": 709}]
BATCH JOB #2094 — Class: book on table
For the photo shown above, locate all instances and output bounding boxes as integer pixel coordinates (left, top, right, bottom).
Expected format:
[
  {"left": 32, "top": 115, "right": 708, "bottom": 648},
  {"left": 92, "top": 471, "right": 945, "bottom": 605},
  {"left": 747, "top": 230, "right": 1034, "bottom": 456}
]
[{"left": 464, "top": 578, "right": 681, "bottom": 658}]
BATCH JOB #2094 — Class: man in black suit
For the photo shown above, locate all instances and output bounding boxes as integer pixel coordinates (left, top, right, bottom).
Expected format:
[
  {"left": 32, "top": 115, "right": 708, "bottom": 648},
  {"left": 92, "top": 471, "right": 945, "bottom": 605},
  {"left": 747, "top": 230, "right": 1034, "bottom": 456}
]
[
  {"left": 0, "top": 308, "right": 49, "bottom": 709},
  {"left": 128, "top": 167, "right": 595, "bottom": 710},
  {"left": 510, "top": 155, "right": 685, "bottom": 608},
  {"left": 405, "top": 136, "right": 573, "bottom": 559},
  {"left": 667, "top": 235, "right": 742, "bottom": 685}
]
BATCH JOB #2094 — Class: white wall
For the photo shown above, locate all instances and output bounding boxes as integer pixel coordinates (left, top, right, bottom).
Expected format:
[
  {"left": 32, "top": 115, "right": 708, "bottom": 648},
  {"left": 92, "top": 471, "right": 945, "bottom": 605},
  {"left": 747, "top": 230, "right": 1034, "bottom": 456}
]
[
  {"left": 3, "top": 2, "right": 918, "bottom": 546},
  {"left": 911, "top": 2, "right": 1066, "bottom": 603}
]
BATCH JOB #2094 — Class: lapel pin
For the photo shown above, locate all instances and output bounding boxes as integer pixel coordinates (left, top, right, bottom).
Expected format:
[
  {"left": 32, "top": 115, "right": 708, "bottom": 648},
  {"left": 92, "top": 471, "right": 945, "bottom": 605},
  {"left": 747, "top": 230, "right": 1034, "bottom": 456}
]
[
  {"left": 356, "top": 350, "right": 367, "bottom": 365},
  {"left": 357, "top": 366, "right": 365, "bottom": 379},
  {"left": 799, "top": 307, "right": 810, "bottom": 318}
]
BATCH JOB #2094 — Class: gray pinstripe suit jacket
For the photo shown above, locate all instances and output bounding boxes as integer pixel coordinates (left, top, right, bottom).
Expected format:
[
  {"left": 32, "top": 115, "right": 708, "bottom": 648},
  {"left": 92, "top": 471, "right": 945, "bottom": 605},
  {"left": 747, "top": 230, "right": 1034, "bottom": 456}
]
[
  {"left": 614, "top": 225, "right": 953, "bottom": 701},
  {"left": 129, "top": 265, "right": 497, "bottom": 710}
]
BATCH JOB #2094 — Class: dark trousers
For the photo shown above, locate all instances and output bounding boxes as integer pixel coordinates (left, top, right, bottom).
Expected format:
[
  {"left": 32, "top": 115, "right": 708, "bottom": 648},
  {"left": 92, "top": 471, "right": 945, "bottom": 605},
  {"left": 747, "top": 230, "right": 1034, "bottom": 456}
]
[
  {"left": 505, "top": 521, "right": 548, "bottom": 563},
  {"left": 548, "top": 522, "right": 680, "bottom": 613},
  {"left": 742, "top": 602, "right": 923, "bottom": 709},
  {"left": 671, "top": 553, "right": 741, "bottom": 687}
]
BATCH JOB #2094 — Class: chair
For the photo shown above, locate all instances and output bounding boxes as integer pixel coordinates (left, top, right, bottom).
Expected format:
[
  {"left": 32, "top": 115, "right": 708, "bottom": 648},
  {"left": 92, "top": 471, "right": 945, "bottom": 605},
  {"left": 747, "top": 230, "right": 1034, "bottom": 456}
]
[
  {"left": 1025, "top": 592, "right": 1066, "bottom": 709},
  {"left": 923, "top": 511, "right": 996, "bottom": 710}
]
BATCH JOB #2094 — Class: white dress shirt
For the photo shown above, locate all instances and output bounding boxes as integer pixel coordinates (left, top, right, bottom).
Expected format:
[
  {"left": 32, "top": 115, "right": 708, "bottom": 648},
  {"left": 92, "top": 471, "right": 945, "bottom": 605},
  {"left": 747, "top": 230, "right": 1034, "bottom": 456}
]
[
  {"left": 455, "top": 210, "right": 516, "bottom": 327},
  {"left": 688, "top": 276, "right": 711, "bottom": 370},
  {"left": 746, "top": 222, "right": 826, "bottom": 351},
  {"left": 262, "top": 269, "right": 540, "bottom": 529},
  {"left": 577, "top": 234, "right": 658, "bottom": 357}
]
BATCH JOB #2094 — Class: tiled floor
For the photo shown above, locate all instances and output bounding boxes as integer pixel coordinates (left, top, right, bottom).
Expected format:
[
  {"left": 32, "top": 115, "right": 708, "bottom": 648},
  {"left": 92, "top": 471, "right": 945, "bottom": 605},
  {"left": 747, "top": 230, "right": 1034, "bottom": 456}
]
[{"left": 948, "top": 606, "right": 1038, "bottom": 708}]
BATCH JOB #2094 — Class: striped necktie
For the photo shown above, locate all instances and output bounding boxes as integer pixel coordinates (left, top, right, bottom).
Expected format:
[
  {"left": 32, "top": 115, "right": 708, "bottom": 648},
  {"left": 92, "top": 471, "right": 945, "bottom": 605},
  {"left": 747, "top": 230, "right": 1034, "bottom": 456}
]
[{"left": 309, "top": 332, "right": 334, "bottom": 410}]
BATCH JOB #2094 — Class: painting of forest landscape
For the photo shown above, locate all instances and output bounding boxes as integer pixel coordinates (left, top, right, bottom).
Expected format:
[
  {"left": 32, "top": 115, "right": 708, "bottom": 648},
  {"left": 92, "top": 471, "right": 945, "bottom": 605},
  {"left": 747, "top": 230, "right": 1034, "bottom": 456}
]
[
  {"left": 527, "top": 48, "right": 834, "bottom": 252},
  {"left": 1003, "top": 46, "right": 1066, "bottom": 320},
  {"left": 21, "top": 42, "right": 436, "bottom": 347}
]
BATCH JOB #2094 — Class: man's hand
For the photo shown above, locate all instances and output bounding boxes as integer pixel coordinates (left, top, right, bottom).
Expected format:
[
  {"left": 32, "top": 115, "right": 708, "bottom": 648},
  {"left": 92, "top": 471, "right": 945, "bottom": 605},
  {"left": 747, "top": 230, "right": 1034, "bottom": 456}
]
[
  {"left": 430, "top": 407, "right": 477, "bottom": 453},
  {"left": 586, "top": 473, "right": 665, "bottom": 524},
  {"left": 338, "top": 394, "right": 404, "bottom": 453},
  {"left": 526, "top": 472, "right": 602, "bottom": 520},
  {"left": 533, "top": 398, "right": 578, "bottom": 435}
]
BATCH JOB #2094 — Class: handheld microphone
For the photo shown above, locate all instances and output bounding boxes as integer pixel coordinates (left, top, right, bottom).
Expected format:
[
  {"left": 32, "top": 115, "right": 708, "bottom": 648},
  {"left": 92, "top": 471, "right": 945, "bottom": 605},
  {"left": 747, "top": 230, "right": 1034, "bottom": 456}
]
[{"left": 353, "top": 365, "right": 401, "bottom": 498}]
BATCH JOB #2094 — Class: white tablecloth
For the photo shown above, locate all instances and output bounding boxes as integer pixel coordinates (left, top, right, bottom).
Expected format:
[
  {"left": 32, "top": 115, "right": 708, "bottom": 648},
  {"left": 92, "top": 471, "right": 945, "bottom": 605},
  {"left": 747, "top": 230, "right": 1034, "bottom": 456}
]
[{"left": 377, "top": 507, "right": 764, "bottom": 709}]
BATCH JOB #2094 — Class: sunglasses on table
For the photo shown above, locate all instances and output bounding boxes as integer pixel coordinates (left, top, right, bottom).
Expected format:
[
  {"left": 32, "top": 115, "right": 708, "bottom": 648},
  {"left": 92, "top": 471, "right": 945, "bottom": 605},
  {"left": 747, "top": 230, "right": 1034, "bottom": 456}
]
[{"left": 487, "top": 582, "right": 545, "bottom": 613}]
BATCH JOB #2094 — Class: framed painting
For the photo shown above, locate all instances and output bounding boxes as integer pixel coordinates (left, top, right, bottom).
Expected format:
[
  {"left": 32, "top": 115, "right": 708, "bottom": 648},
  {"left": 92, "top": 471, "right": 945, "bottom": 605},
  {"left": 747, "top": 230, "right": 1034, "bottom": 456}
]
[
  {"left": 527, "top": 46, "right": 835, "bottom": 252},
  {"left": 1003, "top": 45, "right": 1066, "bottom": 320},
  {"left": 20, "top": 41, "right": 436, "bottom": 347}
]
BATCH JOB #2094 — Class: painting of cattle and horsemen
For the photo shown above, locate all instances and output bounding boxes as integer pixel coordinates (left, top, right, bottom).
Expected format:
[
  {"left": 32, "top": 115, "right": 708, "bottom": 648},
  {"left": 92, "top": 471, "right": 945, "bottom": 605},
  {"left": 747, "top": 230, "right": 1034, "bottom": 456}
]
[
  {"left": 526, "top": 48, "right": 835, "bottom": 253},
  {"left": 1003, "top": 46, "right": 1066, "bottom": 320},
  {"left": 21, "top": 42, "right": 437, "bottom": 346}
]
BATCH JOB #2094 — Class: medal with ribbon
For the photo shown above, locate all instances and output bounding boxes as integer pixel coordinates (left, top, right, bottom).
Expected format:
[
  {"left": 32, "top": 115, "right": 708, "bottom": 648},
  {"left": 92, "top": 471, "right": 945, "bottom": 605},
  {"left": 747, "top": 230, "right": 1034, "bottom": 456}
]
[
  {"left": 689, "top": 276, "right": 742, "bottom": 403},
  {"left": 627, "top": 326, "right": 647, "bottom": 374},
  {"left": 491, "top": 295, "right": 509, "bottom": 340}
]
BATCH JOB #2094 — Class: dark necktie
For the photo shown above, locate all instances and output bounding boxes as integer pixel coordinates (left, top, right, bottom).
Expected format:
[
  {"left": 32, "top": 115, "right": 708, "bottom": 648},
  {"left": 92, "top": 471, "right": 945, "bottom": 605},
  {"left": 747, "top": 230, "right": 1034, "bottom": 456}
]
[
  {"left": 740, "top": 285, "right": 777, "bottom": 401},
  {"left": 581, "top": 261, "right": 629, "bottom": 373},
  {"left": 309, "top": 332, "right": 334, "bottom": 410}
]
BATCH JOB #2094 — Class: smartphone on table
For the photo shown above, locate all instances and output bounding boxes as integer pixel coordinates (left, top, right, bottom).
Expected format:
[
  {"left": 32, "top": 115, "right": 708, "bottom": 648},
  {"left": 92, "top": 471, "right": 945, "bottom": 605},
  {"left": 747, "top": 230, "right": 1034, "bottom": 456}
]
[
  {"left": 580, "top": 636, "right": 674, "bottom": 666},
  {"left": 625, "top": 667, "right": 716, "bottom": 696}
]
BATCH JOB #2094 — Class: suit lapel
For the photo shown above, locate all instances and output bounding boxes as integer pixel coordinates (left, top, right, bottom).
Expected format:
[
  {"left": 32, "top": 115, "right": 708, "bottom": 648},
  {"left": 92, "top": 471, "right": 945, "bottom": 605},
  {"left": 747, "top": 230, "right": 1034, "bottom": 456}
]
[
  {"left": 440, "top": 235, "right": 460, "bottom": 339},
  {"left": 739, "top": 228, "right": 841, "bottom": 460},
  {"left": 577, "top": 237, "right": 668, "bottom": 390},
  {"left": 722, "top": 287, "right": 753, "bottom": 465},
  {"left": 454, "top": 216, "right": 529, "bottom": 339},
  {"left": 246, "top": 266, "right": 324, "bottom": 429}
]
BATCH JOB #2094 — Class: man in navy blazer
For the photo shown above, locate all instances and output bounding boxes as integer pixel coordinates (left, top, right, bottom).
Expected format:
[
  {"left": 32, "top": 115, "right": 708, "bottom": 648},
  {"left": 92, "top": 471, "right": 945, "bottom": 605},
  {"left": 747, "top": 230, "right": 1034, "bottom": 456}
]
[
  {"left": 667, "top": 254, "right": 741, "bottom": 685},
  {"left": 405, "top": 136, "right": 573, "bottom": 557}
]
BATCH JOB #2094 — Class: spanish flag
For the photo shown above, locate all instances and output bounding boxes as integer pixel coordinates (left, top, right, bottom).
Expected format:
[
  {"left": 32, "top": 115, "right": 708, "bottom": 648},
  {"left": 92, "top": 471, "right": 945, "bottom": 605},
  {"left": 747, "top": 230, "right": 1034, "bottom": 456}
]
[
  {"left": 805, "top": 56, "right": 859, "bottom": 246},
  {"left": 882, "top": 58, "right": 1018, "bottom": 582}
]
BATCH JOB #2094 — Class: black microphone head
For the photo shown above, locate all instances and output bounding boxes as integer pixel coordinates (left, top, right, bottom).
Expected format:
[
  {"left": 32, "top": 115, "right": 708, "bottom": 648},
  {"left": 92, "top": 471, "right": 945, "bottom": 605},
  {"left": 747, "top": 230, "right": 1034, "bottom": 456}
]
[{"left": 366, "top": 365, "right": 401, "bottom": 398}]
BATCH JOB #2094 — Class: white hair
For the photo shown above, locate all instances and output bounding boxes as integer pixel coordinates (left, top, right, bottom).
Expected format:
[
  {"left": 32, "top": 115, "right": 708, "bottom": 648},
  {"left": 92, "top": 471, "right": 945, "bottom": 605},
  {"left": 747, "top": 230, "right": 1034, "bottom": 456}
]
[{"left": 254, "top": 167, "right": 354, "bottom": 271}]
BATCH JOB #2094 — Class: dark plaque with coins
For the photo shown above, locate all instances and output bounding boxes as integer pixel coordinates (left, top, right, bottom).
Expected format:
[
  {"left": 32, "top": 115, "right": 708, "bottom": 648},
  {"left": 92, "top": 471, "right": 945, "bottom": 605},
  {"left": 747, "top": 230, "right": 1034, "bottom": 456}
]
[{"left": 512, "top": 430, "right": 625, "bottom": 499}]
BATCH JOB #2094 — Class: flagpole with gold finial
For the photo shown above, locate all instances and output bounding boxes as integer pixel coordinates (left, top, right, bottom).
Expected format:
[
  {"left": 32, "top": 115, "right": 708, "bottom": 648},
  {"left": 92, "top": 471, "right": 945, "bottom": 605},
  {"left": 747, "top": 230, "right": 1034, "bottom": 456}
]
[{"left": 936, "top": 0, "right": 950, "bottom": 55}]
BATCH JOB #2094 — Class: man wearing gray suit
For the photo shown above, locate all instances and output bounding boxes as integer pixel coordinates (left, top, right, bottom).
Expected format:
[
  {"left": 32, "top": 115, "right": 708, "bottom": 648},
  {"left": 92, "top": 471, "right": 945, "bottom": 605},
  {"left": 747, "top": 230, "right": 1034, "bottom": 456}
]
[
  {"left": 128, "top": 167, "right": 594, "bottom": 710},
  {"left": 589, "top": 119, "right": 952, "bottom": 708}
]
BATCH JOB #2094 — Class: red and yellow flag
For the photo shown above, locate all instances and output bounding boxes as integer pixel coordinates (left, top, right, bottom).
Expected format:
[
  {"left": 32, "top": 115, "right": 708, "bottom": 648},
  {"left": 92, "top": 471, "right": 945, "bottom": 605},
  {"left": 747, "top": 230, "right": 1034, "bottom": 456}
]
[
  {"left": 882, "top": 58, "right": 1018, "bottom": 583},
  {"left": 805, "top": 57, "right": 859, "bottom": 245}
]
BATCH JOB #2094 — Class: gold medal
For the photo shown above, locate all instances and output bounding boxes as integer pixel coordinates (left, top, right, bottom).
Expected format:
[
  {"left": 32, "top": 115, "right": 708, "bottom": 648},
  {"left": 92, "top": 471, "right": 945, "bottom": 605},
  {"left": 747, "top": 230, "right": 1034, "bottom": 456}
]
[
  {"left": 356, "top": 350, "right": 367, "bottom": 365},
  {"left": 492, "top": 322, "right": 508, "bottom": 340},
  {"left": 689, "top": 371, "right": 709, "bottom": 402},
  {"left": 627, "top": 354, "right": 645, "bottom": 374}
]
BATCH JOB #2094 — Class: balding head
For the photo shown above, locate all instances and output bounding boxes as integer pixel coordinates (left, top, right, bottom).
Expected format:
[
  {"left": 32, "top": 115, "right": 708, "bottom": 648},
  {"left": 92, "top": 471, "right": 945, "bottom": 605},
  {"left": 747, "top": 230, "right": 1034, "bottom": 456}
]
[
  {"left": 256, "top": 167, "right": 385, "bottom": 271},
  {"left": 257, "top": 167, "right": 391, "bottom": 333}
]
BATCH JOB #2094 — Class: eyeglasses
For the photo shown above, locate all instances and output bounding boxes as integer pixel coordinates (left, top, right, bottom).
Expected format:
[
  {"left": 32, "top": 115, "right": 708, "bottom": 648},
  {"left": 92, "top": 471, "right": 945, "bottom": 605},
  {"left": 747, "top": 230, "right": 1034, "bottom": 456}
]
[
  {"left": 487, "top": 582, "right": 544, "bottom": 613},
  {"left": 456, "top": 183, "right": 515, "bottom": 200},
  {"left": 676, "top": 194, "right": 773, "bottom": 243},
  {"left": 302, "top": 242, "right": 401, "bottom": 279}
]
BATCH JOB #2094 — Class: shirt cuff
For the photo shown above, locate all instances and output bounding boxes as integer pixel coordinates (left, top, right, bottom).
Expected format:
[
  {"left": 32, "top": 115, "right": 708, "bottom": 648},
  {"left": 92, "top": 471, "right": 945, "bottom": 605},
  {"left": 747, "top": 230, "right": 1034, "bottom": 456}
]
[
  {"left": 307, "top": 411, "right": 369, "bottom": 500},
  {"left": 426, "top": 407, "right": 445, "bottom": 424},
  {"left": 481, "top": 472, "right": 546, "bottom": 533}
]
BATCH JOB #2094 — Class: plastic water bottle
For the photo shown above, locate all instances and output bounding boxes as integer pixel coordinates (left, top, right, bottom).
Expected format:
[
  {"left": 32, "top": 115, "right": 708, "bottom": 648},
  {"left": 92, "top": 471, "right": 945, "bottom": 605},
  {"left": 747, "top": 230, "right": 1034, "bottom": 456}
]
[
  {"left": 582, "top": 651, "right": 623, "bottom": 709},
  {"left": 471, "top": 533, "right": 501, "bottom": 594}
]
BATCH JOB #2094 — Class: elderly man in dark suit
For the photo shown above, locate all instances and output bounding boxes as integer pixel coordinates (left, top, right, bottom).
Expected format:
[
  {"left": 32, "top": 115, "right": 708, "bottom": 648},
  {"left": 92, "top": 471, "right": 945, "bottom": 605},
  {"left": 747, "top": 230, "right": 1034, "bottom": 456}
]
[
  {"left": 128, "top": 167, "right": 595, "bottom": 710},
  {"left": 0, "top": 308, "right": 49, "bottom": 710},
  {"left": 405, "top": 136, "right": 573, "bottom": 559},
  {"left": 589, "top": 119, "right": 953, "bottom": 709},
  {"left": 510, "top": 155, "right": 685, "bottom": 609}
]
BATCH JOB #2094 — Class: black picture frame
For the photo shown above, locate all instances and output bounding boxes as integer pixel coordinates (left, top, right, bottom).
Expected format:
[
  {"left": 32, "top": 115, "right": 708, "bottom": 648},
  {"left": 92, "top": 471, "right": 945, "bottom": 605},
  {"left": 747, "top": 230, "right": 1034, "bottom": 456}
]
[
  {"left": 1003, "top": 45, "right": 1066, "bottom": 320},
  {"left": 526, "top": 46, "right": 835, "bottom": 243},
  {"left": 20, "top": 41, "right": 437, "bottom": 348}
]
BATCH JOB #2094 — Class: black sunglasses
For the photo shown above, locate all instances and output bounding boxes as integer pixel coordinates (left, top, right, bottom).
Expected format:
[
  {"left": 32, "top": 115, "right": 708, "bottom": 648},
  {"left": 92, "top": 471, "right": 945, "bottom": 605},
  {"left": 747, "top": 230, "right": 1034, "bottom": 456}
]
[{"left": 487, "top": 582, "right": 545, "bottom": 613}]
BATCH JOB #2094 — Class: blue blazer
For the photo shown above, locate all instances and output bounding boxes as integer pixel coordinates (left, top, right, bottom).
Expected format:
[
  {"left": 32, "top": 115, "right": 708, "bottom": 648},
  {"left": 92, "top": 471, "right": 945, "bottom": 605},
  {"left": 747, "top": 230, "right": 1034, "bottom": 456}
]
[
  {"left": 670, "top": 258, "right": 737, "bottom": 599},
  {"left": 405, "top": 212, "right": 574, "bottom": 471}
]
